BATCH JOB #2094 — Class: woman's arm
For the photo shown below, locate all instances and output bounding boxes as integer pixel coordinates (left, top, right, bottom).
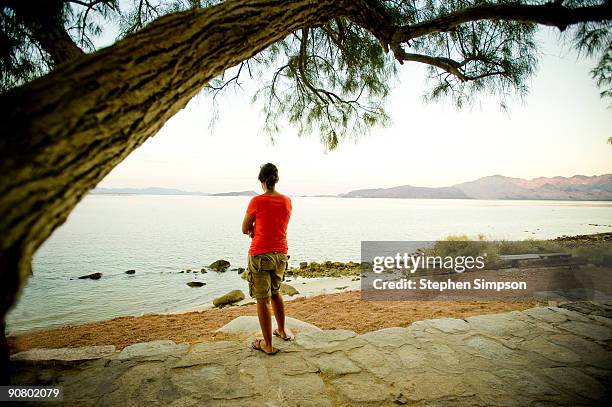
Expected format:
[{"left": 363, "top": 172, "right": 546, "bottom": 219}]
[{"left": 242, "top": 212, "right": 255, "bottom": 238}]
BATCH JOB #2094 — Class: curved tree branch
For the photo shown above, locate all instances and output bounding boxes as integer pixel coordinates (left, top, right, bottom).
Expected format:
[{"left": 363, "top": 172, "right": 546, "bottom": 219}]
[
  {"left": 8, "top": 0, "right": 85, "bottom": 65},
  {"left": 0, "top": 0, "right": 368, "bottom": 329},
  {"left": 393, "top": 1, "right": 612, "bottom": 44}
]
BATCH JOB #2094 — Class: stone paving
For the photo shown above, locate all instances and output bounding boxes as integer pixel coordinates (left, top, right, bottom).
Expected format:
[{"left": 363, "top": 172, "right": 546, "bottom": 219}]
[{"left": 10, "top": 301, "right": 612, "bottom": 406}]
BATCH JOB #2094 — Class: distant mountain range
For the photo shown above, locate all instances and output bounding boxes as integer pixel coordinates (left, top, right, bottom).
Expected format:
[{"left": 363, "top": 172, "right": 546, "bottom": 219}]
[
  {"left": 92, "top": 187, "right": 257, "bottom": 196},
  {"left": 211, "top": 190, "right": 257, "bottom": 196},
  {"left": 92, "top": 174, "right": 612, "bottom": 200},
  {"left": 340, "top": 174, "right": 612, "bottom": 201}
]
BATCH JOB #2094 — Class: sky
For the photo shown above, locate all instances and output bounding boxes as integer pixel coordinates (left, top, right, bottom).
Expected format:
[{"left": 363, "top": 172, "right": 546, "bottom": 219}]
[{"left": 97, "top": 28, "right": 612, "bottom": 196}]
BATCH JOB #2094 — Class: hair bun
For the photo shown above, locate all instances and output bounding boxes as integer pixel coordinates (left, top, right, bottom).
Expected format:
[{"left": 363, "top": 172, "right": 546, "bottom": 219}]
[{"left": 258, "top": 163, "right": 279, "bottom": 189}]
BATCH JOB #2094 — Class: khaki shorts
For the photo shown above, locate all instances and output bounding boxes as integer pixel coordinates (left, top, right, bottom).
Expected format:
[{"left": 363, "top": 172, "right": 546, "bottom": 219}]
[{"left": 246, "top": 252, "right": 288, "bottom": 299}]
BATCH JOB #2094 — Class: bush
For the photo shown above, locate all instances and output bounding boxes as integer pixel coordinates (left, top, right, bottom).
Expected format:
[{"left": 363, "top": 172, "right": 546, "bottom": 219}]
[{"left": 424, "top": 234, "right": 610, "bottom": 268}]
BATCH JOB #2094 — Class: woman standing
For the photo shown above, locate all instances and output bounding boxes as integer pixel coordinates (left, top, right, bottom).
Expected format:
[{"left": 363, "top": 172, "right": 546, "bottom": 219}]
[{"left": 242, "top": 163, "right": 293, "bottom": 354}]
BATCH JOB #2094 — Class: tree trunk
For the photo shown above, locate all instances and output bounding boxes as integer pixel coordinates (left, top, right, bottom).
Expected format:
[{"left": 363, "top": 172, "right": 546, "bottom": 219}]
[
  {"left": 0, "top": 0, "right": 364, "bottom": 383},
  {"left": 23, "top": 15, "right": 85, "bottom": 65},
  {"left": 11, "top": 0, "right": 85, "bottom": 65}
]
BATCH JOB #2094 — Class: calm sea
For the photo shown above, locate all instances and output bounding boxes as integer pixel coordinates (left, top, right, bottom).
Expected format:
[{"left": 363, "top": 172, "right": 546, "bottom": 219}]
[{"left": 6, "top": 195, "right": 612, "bottom": 334}]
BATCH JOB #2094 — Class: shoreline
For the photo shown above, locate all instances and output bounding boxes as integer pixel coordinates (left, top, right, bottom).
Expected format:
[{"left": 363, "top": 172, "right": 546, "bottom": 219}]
[
  {"left": 6, "top": 275, "right": 362, "bottom": 336},
  {"left": 8, "top": 290, "right": 535, "bottom": 354},
  {"left": 185, "top": 274, "right": 362, "bottom": 313},
  {"left": 8, "top": 233, "right": 609, "bottom": 352}
]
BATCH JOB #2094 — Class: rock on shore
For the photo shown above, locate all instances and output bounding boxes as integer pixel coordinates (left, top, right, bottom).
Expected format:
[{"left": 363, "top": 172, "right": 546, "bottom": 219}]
[
  {"left": 213, "top": 290, "right": 245, "bottom": 307},
  {"left": 209, "top": 259, "right": 231, "bottom": 272},
  {"left": 78, "top": 272, "right": 102, "bottom": 280},
  {"left": 280, "top": 283, "right": 299, "bottom": 296},
  {"left": 187, "top": 282, "right": 205, "bottom": 288},
  {"left": 554, "top": 232, "right": 611, "bottom": 242},
  {"left": 287, "top": 261, "right": 360, "bottom": 278}
]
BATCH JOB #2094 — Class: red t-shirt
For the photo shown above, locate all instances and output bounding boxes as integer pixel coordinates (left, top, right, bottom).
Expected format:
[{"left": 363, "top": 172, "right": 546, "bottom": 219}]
[{"left": 246, "top": 194, "right": 292, "bottom": 255}]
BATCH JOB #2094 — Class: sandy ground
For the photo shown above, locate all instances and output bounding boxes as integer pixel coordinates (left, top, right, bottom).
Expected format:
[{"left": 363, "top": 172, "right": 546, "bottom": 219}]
[{"left": 8, "top": 291, "right": 534, "bottom": 353}]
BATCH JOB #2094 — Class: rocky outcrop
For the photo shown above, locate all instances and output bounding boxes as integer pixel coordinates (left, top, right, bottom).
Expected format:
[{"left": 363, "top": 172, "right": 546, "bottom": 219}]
[
  {"left": 216, "top": 316, "right": 321, "bottom": 334},
  {"left": 125, "top": 269, "right": 135, "bottom": 275},
  {"left": 118, "top": 340, "right": 189, "bottom": 361},
  {"left": 555, "top": 232, "right": 612, "bottom": 242},
  {"left": 287, "top": 261, "right": 360, "bottom": 278},
  {"left": 77, "top": 272, "right": 102, "bottom": 280},
  {"left": 280, "top": 283, "right": 299, "bottom": 296},
  {"left": 9, "top": 302, "right": 612, "bottom": 405},
  {"left": 209, "top": 260, "right": 231, "bottom": 272},
  {"left": 213, "top": 290, "right": 245, "bottom": 307},
  {"left": 10, "top": 345, "right": 115, "bottom": 366},
  {"left": 186, "top": 282, "right": 205, "bottom": 288}
]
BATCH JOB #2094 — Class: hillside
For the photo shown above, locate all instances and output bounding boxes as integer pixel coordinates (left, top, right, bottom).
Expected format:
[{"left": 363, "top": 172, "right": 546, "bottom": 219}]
[{"left": 341, "top": 174, "right": 612, "bottom": 200}]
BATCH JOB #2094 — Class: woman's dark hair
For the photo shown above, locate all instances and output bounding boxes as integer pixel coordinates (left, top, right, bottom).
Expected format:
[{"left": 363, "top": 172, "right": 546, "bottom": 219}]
[{"left": 258, "top": 163, "right": 279, "bottom": 190}]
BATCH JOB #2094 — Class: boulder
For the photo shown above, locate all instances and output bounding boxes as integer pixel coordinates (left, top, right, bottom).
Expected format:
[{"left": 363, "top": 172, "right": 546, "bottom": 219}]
[
  {"left": 179, "top": 270, "right": 184, "bottom": 273},
  {"left": 237, "top": 267, "right": 245, "bottom": 274},
  {"left": 125, "top": 269, "right": 136, "bottom": 275},
  {"left": 78, "top": 272, "right": 102, "bottom": 280},
  {"left": 187, "top": 282, "right": 206, "bottom": 288},
  {"left": 280, "top": 283, "right": 299, "bottom": 296},
  {"left": 209, "top": 259, "right": 231, "bottom": 272},
  {"left": 213, "top": 290, "right": 245, "bottom": 307},
  {"left": 299, "top": 262, "right": 308, "bottom": 269},
  {"left": 200, "top": 268, "right": 207, "bottom": 273},
  {"left": 186, "top": 269, "right": 191, "bottom": 273},
  {"left": 216, "top": 316, "right": 321, "bottom": 334}
]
